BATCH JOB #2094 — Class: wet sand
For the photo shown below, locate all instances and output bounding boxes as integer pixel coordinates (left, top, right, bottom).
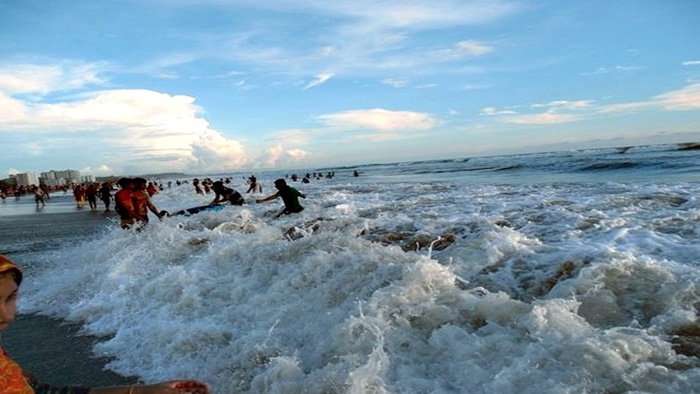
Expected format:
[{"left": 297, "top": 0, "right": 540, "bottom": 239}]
[
  {"left": 3, "top": 314, "right": 137, "bottom": 387},
  {"left": 1, "top": 196, "right": 135, "bottom": 387}
]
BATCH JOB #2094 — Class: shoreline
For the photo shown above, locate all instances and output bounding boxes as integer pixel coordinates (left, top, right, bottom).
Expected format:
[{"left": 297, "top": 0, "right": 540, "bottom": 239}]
[
  {"left": 3, "top": 313, "right": 137, "bottom": 387},
  {"left": 1, "top": 207, "right": 131, "bottom": 387}
]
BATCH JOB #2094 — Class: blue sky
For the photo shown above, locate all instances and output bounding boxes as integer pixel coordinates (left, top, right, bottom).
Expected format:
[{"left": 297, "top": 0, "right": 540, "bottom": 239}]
[{"left": 1, "top": 0, "right": 699, "bottom": 176}]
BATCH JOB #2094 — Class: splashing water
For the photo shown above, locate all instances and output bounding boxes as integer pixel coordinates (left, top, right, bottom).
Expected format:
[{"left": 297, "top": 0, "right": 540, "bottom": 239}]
[{"left": 14, "top": 145, "right": 700, "bottom": 393}]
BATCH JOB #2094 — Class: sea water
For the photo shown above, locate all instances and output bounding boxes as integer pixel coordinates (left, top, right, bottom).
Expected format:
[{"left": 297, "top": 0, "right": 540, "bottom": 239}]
[{"left": 13, "top": 144, "right": 700, "bottom": 393}]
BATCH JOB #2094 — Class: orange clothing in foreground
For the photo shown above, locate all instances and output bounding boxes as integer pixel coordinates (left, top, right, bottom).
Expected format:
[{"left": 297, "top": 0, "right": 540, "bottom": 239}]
[{"left": 0, "top": 346, "right": 34, "bottom": 393}]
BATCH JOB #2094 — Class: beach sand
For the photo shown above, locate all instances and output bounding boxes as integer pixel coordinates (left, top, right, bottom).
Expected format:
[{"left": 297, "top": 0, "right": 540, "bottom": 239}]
[
  {"left": 1, "top": 203, "right": 136, "bottom": 387},
  {"left": 3, "top": 314, "right": 137, "bottom": 387}
]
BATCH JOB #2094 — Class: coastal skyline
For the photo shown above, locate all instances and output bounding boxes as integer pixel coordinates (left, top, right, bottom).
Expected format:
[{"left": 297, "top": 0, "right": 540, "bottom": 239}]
[{"left": 1, "top": 0, "right": 699, "bottom": 176}]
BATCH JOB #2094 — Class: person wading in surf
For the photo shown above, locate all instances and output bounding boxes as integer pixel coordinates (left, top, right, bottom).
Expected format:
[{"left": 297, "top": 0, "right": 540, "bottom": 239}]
[{"left": 256, "top": 179, "right": 306, "bottom": 218}]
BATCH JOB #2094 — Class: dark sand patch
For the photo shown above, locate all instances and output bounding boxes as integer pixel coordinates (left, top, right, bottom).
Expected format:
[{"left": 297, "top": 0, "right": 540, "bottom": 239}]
[{"left": 3, "top": 314, "right": 137, "bottom": 387}]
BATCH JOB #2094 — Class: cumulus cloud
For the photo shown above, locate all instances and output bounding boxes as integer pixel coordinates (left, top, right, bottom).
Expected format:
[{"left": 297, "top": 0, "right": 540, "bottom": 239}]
[
  {"left": 262, "top": 144, "right": 310, "bottom": 168},
  {"left": 0, "top": 86, "right": 247, "bottom": 174},
  {"left": 317, "top": 108, "right": 435, "bottom": 132},
  {"left": 287, "top": 149, "right": 309, "bottom": 158},
  {"left": 190, "top": 129, "right": 246, "bottom": 172}
]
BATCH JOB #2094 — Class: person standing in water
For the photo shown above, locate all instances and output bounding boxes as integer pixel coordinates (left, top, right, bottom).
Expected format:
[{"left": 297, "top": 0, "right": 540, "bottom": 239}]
[
  {"left": 0, "top": 254, "right": 210, "bottom": 393},
  {"left": 256, "top": 179, "right": 306, "bottom": 218},
  {"left": 99, "top": 182, "right": 113, "bottom": 213},
  {"left": 132, "top": 178, "right": 164, "bottom": 225},
  {"left": 114, "top": 178, "right": 143, "bottom": 229},
  {"left": 86, "top": 183, "right": 99, "bottom": 212}
]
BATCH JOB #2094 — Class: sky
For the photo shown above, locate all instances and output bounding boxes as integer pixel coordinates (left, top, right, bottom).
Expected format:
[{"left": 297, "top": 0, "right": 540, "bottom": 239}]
[{"left": 1, "top": 0, "right": 699, "bottom": 177}]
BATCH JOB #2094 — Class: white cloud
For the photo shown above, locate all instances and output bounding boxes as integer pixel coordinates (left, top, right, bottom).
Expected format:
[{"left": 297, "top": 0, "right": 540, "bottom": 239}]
[
  {"left": 190, "top": 129, "right": 246, "bottom": 172},
  {"left": 481, "top": 84, "right": 700, "bottom": 127},
  {"left": 0, "top": 61, "right": 107, "bottom": 95},
  {"left": 0, "top": 88, "right": 247, "bottom": 174},
  {"left": 5, "top": 168, "right": 22, "bottom": 177},
  {"left": 81, "top": 165, "right": 116, "bottom": 176},
  {"left": 168, "top": 1, "right": 520, "bottom": 81},
  {"left": 682, "top": 60, "right": 700, "bottom": 66},
  {"left": 582, "top": 65, "right": 643, "bottom": 76},
  {"left": 531, "top": 100, "right": 592, "bottom": 110},
  {"left": 427, "top": 40, "right": 495, "bottom": 64},
  {"left": 270, "top": 129, "right": 314, "bottom": 146},
  {"left": 480, "top": 107, "right": 518, "bottom": 116},
  {"left": 303, "top": 72, "right": 334, "bottom": 90},
  {"left": 287, "top": 149, "right": 309, "bottom": 159},
  {"left": 318, "top": 108, "right": 436, "bottom": 132},
  {"left": 381, "top": 78, "right": 408, "bottom": 88},
  {"left": 262, "top": 144, "right": 310, "bottom": 168},
  {"left": 505, "top": 113, "right": 581, "bottom": 125},
  {"left": 601, "top": 83, "right": 700, "bottom": 113},
  {"left": 655, "top": 83, "right": 700, "bottom": 111},
  {"left": 0, "top": 93, "right": 28, "bottom": 121}
]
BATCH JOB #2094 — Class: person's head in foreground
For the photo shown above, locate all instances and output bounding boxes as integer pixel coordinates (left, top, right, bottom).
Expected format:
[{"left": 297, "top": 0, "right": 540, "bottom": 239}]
[
  {"left": 0, "top": 254, "right": 210, "bottom": 394},
  {"left": 274, "top": 179, "right": 287, "bottom": 190}
]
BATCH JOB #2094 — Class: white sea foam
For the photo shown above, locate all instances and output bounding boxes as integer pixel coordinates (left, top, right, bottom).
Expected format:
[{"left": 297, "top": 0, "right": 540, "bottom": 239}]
[{"left": 18, "top": 163, "right": 700, "bottom": 393}]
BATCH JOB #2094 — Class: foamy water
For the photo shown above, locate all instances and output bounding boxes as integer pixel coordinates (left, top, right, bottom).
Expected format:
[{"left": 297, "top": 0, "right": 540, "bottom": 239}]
[{"left": 17, "top": 144, "right": 700, "bottom": 393}]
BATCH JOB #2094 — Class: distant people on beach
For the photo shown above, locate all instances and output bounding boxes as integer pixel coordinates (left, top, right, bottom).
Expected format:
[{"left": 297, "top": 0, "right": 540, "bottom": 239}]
[
  {"left": 256, "top": 179, "right": 306, "bottom": 218},
  {"left": 73, "top": 184, "right": 86, "bottom": 208},
  {"left": 0, "top": 254, "right": 210, "bottom": 393},
  {"left": 99, "top": 182, "right": 113, "bottom": 213},
  {"left": 86, "top": 183, "right": 99, "bottom": 211},
  {"left": 33, "top": 187, "right": 46, "bottom": 207}
]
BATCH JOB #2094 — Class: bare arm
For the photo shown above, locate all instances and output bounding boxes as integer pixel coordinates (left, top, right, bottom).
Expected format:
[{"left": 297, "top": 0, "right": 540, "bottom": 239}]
[
  {"left": 256, "top": 194, "right": 279, "bottom": 203},
  {"left": 147, "top": 199, "right": 161, "bottom": 217},
  {"left": 89, "top": 380, "right": 208, "bottom": 393},
  {"left": 210, "top": 192, "right": 222, "bottom": 205}
]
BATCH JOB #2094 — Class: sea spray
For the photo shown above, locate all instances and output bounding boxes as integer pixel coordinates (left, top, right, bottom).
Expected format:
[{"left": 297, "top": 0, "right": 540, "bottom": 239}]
[{"left": 14, "top": 144, "right": 700, "bottom": 393}]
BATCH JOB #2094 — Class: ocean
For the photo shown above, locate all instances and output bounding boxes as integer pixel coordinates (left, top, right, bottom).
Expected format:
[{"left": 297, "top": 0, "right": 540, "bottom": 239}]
[{"left": 2, "top": 143, "right": 699, "bottom": 393}]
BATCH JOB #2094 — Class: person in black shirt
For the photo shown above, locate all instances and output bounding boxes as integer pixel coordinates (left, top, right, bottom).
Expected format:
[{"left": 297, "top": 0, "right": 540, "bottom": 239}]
[{"left": 210, "top": 181, "right": 244, "bottom": 206}]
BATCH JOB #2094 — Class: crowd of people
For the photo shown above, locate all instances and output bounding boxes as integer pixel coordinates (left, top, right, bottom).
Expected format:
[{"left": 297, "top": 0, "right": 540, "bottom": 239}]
[
  {"left": 0, "top": 171, "right": 363, "bottom": 391},
  {"left": 1, "top": 169, "right": 362, "bottom": 227}
]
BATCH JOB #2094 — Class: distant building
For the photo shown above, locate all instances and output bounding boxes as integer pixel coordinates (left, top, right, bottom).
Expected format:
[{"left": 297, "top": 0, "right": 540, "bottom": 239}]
[
  {"left": 14, "top": 172, "right": 39, "bottom": 187},
  {"left": 80, "top": 175, "right": 95, "bottom": 183},
  {"left": 39, "top": 169, "right": 80, "bottom": 185}
]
